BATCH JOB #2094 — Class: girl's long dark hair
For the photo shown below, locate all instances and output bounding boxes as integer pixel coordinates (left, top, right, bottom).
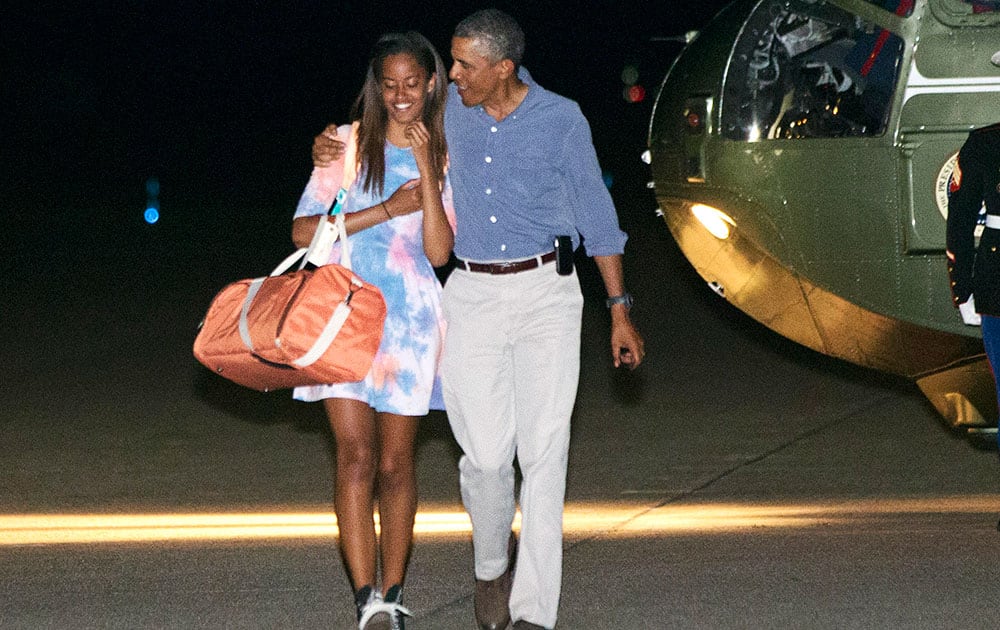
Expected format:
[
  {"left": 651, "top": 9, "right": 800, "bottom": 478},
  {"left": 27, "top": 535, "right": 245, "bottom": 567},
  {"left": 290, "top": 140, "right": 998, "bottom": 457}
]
[{"left": 350, "top": 31, "right": 448, "bottom": 197}]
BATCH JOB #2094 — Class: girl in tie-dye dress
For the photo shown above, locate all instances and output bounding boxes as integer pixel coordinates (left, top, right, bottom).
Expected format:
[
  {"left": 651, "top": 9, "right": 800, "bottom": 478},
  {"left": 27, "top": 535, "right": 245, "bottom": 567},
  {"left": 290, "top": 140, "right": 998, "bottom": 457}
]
[
  {"left": 288, "top": 31, "right": 454, "bottom": 630},
  {"left": 293, "top": 131, "right": 455, "bottom": 415}
]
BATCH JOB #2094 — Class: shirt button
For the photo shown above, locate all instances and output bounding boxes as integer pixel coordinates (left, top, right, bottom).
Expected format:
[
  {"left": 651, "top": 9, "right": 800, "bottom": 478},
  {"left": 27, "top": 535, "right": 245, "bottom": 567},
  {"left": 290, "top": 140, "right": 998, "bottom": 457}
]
[
  {"left": 485, "top": 156, "right": 492, "bottom": 163},
  {"left": 486, "top": 188, "right": 492, "bottom": 195},
  {"left": 501, "top": 244, "right": 507, "bottom": 252},
  {"left": 490, "top": 216, "right": 497, "bottom": 223},
  {"left": 491, "top": 126, "right": 498, "bottom": 133}
]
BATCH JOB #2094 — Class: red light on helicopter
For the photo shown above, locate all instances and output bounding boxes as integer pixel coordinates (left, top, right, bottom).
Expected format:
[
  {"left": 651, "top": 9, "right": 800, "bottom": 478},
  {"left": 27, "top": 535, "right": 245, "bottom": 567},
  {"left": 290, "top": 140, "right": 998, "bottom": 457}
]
[{"left": 623, "top": 84, "right": 646, "bottom": 103}]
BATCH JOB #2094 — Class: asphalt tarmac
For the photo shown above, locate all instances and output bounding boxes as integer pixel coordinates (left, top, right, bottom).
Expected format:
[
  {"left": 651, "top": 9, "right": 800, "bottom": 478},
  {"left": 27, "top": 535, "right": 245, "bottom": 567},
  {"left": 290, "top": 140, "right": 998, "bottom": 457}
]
[{"left": 4, "top": 197, "right": 1000, "bottom": 629}]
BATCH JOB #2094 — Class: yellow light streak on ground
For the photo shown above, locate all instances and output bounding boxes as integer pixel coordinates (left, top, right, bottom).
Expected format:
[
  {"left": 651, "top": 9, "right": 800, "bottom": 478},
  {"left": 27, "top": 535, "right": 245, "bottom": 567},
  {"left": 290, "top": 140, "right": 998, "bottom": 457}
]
[
  {"left": 609, "top": 496, "right": 1000, "bottom": 536},
  {"left": 2, "top": 496, "right": 998, "bottom": 546},
  {"left": 0, "top": 511, "right": 471, "bottom": 546}
]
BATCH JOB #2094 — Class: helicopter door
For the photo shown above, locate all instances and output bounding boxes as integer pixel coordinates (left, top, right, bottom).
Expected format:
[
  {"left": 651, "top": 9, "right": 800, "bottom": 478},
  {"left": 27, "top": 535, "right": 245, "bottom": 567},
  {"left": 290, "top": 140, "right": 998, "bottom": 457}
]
[
  {"left": 899, "top": 131, "right": 979, "bottom": 253},
  {"left": 898, "top": 0, "right": 999, "bottom": 252}
]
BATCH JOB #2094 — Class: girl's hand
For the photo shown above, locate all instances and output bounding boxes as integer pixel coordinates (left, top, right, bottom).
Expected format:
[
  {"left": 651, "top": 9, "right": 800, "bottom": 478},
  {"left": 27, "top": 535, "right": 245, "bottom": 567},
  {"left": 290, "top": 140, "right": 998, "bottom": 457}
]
[
  {"left": 384, "top": 178, "right": 423, "bottom": 217},
  {"left": 405, "top": 122, "right": 431, "bottom": 168}
]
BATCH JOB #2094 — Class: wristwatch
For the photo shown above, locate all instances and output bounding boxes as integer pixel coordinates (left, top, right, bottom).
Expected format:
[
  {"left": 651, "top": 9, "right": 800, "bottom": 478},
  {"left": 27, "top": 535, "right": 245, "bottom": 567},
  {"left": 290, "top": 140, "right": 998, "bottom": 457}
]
[{"left": 605, "top": 293, "right": 633, "bottom": 309}]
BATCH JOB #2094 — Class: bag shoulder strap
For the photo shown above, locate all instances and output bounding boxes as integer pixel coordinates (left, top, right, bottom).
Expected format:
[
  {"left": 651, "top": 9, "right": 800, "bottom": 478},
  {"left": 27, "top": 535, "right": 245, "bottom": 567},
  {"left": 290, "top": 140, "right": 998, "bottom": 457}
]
[
  {"left": 294, "top": 121, "right": 362, "bottom": 271},
  {"left": 331, "top": 121, "right": 361, "bottom": 216}
]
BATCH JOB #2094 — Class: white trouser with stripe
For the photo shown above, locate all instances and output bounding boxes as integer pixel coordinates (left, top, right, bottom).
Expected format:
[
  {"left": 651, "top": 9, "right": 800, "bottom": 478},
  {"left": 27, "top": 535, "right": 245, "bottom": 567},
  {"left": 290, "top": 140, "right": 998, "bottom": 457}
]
[{"left": 441, "top": 262, "right": 583, "bottom": 629}]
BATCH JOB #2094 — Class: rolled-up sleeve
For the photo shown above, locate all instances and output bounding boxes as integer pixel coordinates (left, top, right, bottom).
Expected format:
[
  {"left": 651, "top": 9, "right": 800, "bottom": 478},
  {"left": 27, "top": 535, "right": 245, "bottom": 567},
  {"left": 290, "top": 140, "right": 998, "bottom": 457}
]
[{"left": 562, "top": 115, "right": 627, "bottom": 257}]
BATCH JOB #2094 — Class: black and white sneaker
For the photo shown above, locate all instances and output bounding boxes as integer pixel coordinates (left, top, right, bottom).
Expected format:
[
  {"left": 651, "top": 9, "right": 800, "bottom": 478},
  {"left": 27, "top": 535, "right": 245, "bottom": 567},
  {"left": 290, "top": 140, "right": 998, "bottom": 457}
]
[
  {"left": 355, "top": 585, "right": 383, "bottom": 630},
  {"left": 357, "top": 584, "right": 411, "bottom": 630},
  {"left": 382, "top": 585, "right": 411, "bottom": 630}
]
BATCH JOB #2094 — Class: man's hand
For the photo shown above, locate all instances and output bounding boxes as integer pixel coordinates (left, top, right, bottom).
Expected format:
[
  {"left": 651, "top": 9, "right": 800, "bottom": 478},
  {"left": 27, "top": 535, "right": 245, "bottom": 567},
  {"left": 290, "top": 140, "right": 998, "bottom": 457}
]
[
  {"left": 593, "top": 254, "right": 645, "bottom": 370},
  {"left": 611, "top": 312, "right": 645, "bottom": 370},
  {"left": 312, "top": 124, "right": 345, "bottom": 167},
  {"left": 959, "top": 295, "right": 982, "bottom": 326}
]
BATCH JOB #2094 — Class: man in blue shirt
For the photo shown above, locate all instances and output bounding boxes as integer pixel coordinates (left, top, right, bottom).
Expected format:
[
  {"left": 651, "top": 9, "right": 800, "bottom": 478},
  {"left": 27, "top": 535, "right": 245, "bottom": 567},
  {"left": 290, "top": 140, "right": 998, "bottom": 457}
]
[
  {"left": 441, "top": 11, "right": 643, "bottom": 630},
  {"left": 312, "top": 12, "right": 644, "bottom": 628}
]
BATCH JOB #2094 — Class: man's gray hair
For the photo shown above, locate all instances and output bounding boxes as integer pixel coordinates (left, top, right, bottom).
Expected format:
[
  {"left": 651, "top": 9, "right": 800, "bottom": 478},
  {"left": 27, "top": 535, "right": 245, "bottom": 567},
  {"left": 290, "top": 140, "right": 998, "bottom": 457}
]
[{"left": 454, "top": 9, "right": 525, "bottom": 67}]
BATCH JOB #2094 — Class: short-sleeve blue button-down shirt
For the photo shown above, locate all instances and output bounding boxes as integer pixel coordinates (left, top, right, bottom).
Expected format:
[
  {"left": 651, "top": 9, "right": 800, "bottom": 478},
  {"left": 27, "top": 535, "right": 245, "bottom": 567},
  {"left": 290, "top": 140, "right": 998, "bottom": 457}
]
[{"left": 444, "top": 67, "right": 627, "bottom": 261}]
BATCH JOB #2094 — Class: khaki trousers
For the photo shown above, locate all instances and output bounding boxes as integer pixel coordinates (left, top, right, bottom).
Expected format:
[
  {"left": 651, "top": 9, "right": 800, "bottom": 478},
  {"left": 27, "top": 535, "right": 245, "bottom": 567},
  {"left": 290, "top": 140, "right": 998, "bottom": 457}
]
[{"left": 442, "top": 262, "right": 582, "bottom": 628}]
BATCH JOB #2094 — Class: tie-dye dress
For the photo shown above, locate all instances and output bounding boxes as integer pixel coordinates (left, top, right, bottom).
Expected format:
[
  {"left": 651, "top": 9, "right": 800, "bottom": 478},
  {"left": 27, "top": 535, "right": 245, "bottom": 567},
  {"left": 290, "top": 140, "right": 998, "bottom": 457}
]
[{"left": 292, "top": 126, "right": 454, "bottom": 415}]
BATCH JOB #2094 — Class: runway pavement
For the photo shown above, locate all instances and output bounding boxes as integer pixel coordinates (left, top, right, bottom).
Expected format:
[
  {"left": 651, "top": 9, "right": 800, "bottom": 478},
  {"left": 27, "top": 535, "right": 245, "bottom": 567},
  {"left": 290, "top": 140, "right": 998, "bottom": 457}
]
[{"left": 4, "top": 202, "right": 1000, "bottom": 629}]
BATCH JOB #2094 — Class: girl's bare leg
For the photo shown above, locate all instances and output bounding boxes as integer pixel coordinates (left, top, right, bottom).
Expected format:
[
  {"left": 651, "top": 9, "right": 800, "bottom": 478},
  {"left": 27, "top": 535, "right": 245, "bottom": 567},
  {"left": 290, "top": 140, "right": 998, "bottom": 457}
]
[
  {"left": 375, "top": 412, "right": 420, "bottom": 590},
  {"left": 325, "top": 397, "right": 379, "bottom": 590}
]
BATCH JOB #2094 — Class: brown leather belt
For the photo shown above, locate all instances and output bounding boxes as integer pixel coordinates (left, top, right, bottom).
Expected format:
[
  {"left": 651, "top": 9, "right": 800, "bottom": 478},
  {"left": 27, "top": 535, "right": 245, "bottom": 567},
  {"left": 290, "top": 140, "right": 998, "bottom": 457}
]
[{"left": 456, "top": 251, "right": 556, "bottom": 275}]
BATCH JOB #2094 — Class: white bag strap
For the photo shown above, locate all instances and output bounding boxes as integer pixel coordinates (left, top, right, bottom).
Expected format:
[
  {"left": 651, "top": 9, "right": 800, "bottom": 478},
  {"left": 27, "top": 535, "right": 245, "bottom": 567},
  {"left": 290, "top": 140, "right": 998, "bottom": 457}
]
[
  {"left": 292, "top": 275, "right": 366, "bottom": 368},
  {"left": 303, "top": 122, "right": 360, "bottom": 269},
  {"left": 238, "top": 123, "right": 362, "bottom": 353}
]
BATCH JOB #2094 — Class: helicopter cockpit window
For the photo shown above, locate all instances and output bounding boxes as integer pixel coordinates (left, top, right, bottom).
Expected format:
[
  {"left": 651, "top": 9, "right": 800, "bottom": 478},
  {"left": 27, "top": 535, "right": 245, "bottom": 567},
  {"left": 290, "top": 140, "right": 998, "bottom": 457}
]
[{"left": 722, "top": 0, "right": 905, "bottom": 141}]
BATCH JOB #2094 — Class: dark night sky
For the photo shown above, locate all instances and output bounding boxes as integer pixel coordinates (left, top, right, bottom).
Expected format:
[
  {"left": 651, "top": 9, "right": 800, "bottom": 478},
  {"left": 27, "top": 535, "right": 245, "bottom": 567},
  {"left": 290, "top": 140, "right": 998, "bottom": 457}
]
[
  {"left": 5, "top": 2, "right": 731, "bottom": 206},
  {"left": 2, "top": 0, "right": 735, "bottom": 279}
]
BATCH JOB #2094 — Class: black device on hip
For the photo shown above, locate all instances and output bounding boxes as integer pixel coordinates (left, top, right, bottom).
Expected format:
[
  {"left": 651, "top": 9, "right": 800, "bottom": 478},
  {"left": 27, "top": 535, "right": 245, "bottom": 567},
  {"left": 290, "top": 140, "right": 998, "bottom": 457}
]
[{"left": 554, "top": 235, "right": 573, "bottom": 276}]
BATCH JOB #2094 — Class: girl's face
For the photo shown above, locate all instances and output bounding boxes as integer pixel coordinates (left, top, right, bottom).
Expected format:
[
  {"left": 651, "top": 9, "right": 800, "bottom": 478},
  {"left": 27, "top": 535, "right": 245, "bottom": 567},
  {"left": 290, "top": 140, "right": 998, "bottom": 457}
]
[{"left": 380, "top": 53, "right": 435, "bottom": 128}]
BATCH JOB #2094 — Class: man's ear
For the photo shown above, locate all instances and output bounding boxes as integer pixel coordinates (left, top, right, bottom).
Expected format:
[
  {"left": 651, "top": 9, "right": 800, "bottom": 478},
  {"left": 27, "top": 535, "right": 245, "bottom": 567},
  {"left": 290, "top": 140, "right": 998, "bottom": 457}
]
[{"left": 496, "top": 58, "right": 516, "bottom": 79}]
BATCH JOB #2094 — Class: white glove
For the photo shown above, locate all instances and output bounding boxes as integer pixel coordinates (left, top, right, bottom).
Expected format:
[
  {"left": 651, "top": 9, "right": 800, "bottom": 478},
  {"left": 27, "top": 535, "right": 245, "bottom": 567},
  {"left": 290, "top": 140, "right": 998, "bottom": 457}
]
[{"left": 959, "top": 295, "right": 982, "bottom": 326}]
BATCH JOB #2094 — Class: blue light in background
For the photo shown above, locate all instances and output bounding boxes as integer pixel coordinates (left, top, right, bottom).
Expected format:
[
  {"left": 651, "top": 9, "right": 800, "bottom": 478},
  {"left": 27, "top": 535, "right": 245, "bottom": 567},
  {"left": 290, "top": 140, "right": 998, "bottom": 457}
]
[
  {"left": 145, "top": 177, "right": 160, "bottom": 198},
  {"left": 144, "top": 177, "right": 160, "bottom": 225}
]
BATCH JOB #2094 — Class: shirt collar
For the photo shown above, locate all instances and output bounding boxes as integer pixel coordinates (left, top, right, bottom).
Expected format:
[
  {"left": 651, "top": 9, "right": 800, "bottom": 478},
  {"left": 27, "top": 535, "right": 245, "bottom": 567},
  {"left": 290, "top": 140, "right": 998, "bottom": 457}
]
[{"left": 503, "top": 66, "right": 538, "bottom": 119}]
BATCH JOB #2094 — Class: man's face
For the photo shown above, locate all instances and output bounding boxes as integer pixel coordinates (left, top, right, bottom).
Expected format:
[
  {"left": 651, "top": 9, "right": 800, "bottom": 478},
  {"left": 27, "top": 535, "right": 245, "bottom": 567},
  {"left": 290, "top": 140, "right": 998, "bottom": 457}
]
[{"left": 449, "top": 36, "right": 504, "bottom": 108}]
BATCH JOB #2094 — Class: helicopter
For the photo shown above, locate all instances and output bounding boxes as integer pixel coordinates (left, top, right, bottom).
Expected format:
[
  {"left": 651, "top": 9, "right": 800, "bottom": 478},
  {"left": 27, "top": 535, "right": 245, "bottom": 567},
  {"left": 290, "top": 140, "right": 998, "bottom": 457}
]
[{"left": 645, "top": 0, "right": 1000, "bottom": 437}]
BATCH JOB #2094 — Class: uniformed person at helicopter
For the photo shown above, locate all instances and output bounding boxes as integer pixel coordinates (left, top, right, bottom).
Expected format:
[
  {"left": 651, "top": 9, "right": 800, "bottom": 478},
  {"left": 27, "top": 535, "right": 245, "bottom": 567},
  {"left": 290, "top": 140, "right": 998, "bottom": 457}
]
[{"left": 945, "top": 123, "right": 1000, "bottom": 459}]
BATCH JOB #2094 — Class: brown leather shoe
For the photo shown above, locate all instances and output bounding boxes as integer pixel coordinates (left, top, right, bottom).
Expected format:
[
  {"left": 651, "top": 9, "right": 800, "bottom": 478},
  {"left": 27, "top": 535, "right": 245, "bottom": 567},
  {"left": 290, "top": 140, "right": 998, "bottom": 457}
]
[{"left": 474, "top": 532, "right": 517, "bottom": 630}]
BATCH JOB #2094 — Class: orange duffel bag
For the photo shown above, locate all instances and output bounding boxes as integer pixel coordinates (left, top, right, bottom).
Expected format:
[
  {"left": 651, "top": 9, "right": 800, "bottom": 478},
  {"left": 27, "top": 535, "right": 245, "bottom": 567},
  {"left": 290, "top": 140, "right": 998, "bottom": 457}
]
[{"left": 193, "top": 212, "right": 386, "bottom": 392}]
